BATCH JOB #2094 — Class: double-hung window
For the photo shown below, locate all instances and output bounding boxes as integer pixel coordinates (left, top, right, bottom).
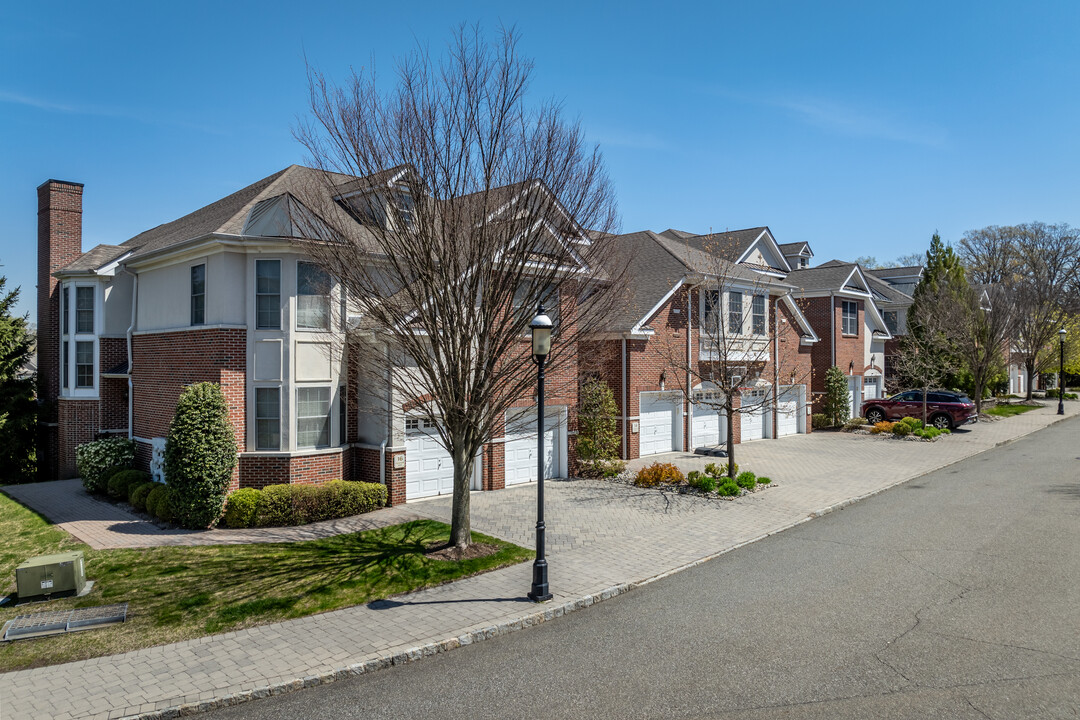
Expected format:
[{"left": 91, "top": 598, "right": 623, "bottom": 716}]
[
  {"left": 727, "top": 291, "right": 743, "bottom": 336},
  {"left": 61, "top": 340, "right": 69, "bottom": 390},
  {"left": 76, "top": 287, "right": 94, "bottom": 333},
  {"left": 703, "top": 289, "right": 721, "bottom": 333},
  {"left": 842, "top": 300, "right": 858, "bottom": 335},
  {"left": 883, "top": 310, "right": 898, "bottom": 334},
  {"left": 191, "top": 264, "right": 206, "bottom": 326},
  {"left": 752, "top": 295, "right": 766, "bottom": 335},
  {"left": 297, "top": 262, "right": 331, "bottom": 330},
  {"left": 339, "top": 385, "right": 347, "bottom": 445},
  {"left": 255, "top": 387, "right": 281, "bottom": 451},
  {"left": 75, "top": 341, "right": 94, "bottom": 388},
  {"left": 296, "top": 387, "right": 331, "bottom": 448},
  {"left": 62, "top": 285, "right": 70, "bottom": 335},
  {"left": 256, "top": 260, "right": 281, "bottom": 330}
]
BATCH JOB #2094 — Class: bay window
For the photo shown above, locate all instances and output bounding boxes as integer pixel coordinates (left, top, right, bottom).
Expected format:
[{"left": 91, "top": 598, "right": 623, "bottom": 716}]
[
  {"left": 255, "top": 387, "right": 281, "bottom": 451},
  {"left": 256, "top": 259, "right": 281, "bottom": 330},
  {"left": 296, "top": 387, "right": 331, "bottom": 448},
  {"left": 297, "top": 262, "right": 331, "bottom": 330}
]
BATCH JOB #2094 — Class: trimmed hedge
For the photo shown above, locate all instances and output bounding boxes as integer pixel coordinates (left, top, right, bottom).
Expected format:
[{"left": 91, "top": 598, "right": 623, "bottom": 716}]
[
  {"left": 223, "top": 480, "right": 389, "bottom": 528},
  {"left": 130, "top": 482, "right": 157, "bottom": 513},
  {"left": 222, "top": 489, "right": 261, "bottom": 528},
  {"left": 145, "top": 485, "right": 166, "bottom": 518},
  {"left": 75, "top": 437, "right": 136, "bottom": 494}
]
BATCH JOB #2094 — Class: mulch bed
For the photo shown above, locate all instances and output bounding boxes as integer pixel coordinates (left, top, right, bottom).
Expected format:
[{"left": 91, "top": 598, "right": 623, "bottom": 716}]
[{"left": 424, "top": 542, "right": 502, "bottom": 561}]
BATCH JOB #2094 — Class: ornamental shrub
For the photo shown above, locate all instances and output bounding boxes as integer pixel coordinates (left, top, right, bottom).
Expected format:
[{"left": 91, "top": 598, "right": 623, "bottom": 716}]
[
  {"left": 717, "top": 480, "right": 740, "bottom": 497},
  {"left": 719, "top": 461, "right": 739, "bottom": 478},
  {"left": 822, "top": 366, "right": 851, "bottom": 427},
  {"left": 870, "top": 421, "right": 895, "bottom": 435},
  {"left": 843, "top": 417, "right": 868, "bottom": 431},
  {"left": 145, "top": 484, "right": 166, "bottom": 518},
  {"left": 154, "top": 486, "right": 177, "bottom": 523},
  {"left": 222, "top": 488, "right": 261, "bottom": 528},
  {"left": 898, "top": 416, "right": 923, "bottom": 430},
  {"left": 736, "top": 471, "right": 757, "bottom": 490},
  {"left": 811, "top": 413, "right": 829, "bottom": 430},
  {"left": 703, "top": 463, "right": 722, "bottom": 478},
  {"left": 76, "top": 437, "right": 136, "bottom": 494},
  {"left": 634, "top": 462, "right": 685, "bottom": 488},
  {"left": 891, "top": 422, "right": 911, "bottom": 437},
  {"left": 130, "top": 482, "right": 157, "bottom": 513},
  {"left": 250, "top": 481, "right": 388, "bottom": 527},
  {"left": 758, "top": 476, "right": 772, "bottom": 485},
  {"left": 109, "top": 469, "right": 149, "bottom": 500},
  {"left": 124, "top": 472, "right": 152, "bottom": 503},
  {"left": 688, "top": 471, "right": 717, "bottom": 493},
  {"left": 164, "top": 382, "right": 237, "bottom": 529},
  {"left": 576, "top": 378, "right": 621, "bottom": 474},
  {"left": 579, "top": 458, "right": 626, "bottom": 479}
]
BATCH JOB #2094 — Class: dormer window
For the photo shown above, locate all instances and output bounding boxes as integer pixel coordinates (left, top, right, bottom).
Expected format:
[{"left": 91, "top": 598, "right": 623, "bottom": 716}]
[{"left": 391, "top": 187, "right": 415, "bottom": 229}]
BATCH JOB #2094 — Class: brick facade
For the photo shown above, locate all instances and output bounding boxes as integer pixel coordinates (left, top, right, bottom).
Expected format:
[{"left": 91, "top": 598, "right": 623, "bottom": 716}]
[
  {"left": 801, "top": 296, "right": 866, "bottom": 413},
  {"left": 237, "top": 451, "right": 343, "bottom": 490}
]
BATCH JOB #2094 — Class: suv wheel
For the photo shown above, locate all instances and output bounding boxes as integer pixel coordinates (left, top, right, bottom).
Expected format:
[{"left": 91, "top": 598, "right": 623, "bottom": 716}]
[
  {"left": 930, "top": 413, "right": 952, "bottom": 430},
  {"left": 865, "top": 408, "right": 885, "bottom": 424}
]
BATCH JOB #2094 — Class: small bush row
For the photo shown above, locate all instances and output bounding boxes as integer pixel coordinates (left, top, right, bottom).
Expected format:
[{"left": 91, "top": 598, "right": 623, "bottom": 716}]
[
  {"left": 577, "top": 458, "right": 627, "bottom": 479},
  {"left": 638, "top": 461, "right": 770, "bottom": 497},
  {"left": 843, "top": 417, "right": 868, "bottom": 431},
  {"left": 1044, "top": 389, "right": 1078, "bottom": 400},
  {"left": 221, "top": 480, "right": 388, "bottom": 528}
]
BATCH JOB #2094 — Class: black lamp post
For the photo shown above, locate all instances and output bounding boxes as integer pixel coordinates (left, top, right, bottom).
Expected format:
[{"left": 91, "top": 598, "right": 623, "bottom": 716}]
[
  {"left": 1058, "top": 327, "right": 1066, "bottom": 416},
  {"left": 528, "top": 303, "right": 553, "bottom": 602}
]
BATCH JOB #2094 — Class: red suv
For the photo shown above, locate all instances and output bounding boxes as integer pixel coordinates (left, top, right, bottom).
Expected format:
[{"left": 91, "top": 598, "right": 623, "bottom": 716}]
[{"left": 862, "top": 390, "right": 977, "bottom": 430}]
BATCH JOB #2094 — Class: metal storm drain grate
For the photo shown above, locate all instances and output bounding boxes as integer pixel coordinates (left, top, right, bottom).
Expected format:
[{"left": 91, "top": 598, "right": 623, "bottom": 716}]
[{"left": 2, "top": 603, "right": 128, "bottom": 641}]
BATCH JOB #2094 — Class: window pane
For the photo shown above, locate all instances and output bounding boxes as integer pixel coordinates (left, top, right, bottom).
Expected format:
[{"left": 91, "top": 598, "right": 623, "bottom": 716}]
[
  {"left": 752, "top": 295, "right": 766, "bottom": 335},
  {"left": 296, "top": 387, "right": 331, "bottom": 448},
  {"left": 75, "top": 341, "right": 93, "bottom": 388},
  {"left": 339, "top": 385, "right": 346, "bottom": 445},
  {"left": 76, "top": 287, "right": 94, "bottom": 333},
  {"left": 297, "top": 262, "right": 329, "bottom": 295},
  {"left": 296, "top": 294, "right": 329, "bottom": 330},
  {"left": 728, "top": 291, "right": 742, "bottom": 335},
  {"left": 62, "top": 340, "right": 68, "bottom": 389},
  {"left": 255, "top": 387, "right": 280, "bottom": 451},
  {"left": 191, "top": 264, "right": 206, "bottom": 294},
  {"left": 62, "top": 285, "right": 69, "bottom": 335},
  {"left": 256, "top": 260, "right": 280, "bottom": 294}
]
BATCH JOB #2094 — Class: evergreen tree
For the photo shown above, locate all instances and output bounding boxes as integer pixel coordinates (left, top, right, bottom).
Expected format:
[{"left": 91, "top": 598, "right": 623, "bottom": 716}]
[
  {"left": 164, "top": 382, "right": 237, "bottom": 528},
  {"left": 822, "top": 366, "right": 850, "bottom": 427},
  {"left": 0, "top": 275, "right": 37, "bottom": 482},
  {"left": 576, "top": 378, "right": 622, "bottom": 476},
  {"left": 902, "top": 233, "right": 968, "bottom": 389}
]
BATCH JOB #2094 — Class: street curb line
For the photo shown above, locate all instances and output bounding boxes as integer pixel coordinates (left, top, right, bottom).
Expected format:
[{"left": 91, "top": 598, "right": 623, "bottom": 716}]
[{"left": 115, "top": 412, "right": 1077, "bottom": 720}]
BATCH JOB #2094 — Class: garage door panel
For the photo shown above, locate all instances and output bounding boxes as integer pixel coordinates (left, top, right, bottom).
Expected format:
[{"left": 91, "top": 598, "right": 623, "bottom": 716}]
[
  {"left": 692, "top": 390, "right": 725, "bottom": 447},
  {"left": 504, "top": 408, "right": 560, "bottom": 485},
  {"left": 405, "top": 420, "right": 455, "bottom": 500},
  {"left": 740, "top": 390, "right": 767, "bottom": 442},
  {"left": 640, "top": 393, "right": 680, "bottom": 456}
]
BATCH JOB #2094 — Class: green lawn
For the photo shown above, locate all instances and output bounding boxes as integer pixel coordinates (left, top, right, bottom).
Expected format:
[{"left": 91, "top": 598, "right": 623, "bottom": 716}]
[
  {"left": 0, "top": 491, "right": 531, "bottom": 671},
  {"left": 985, "top": 403, "right": 1039, "bottom": 418}
]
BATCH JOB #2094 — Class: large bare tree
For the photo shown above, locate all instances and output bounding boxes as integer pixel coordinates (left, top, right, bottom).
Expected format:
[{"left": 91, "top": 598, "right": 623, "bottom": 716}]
[
  {"left": 653, "top": 236, "right": 810, "bottom": 480},
  {"left": 293, "top": 27, "right": 623, "bottom": 548}
]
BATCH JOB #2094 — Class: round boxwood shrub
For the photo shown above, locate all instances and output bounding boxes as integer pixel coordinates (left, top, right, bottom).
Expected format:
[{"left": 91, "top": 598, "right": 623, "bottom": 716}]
[
  {"left": 130, "top": 482, "right": 157, "bottom": 513},
  {"left": 222, "top": 489, "right": 261, "bottom": 528},
  {"left": 123, "top": 472, "right": 152, "bottom": 503},
  {"left": 75, "top": 437, "right": 136, "bottom": 494},
  {"left": 108, "top": 469, "right": 150, "bottom": 501},
  {"left": 164, "top": 382, "right": 237, "bottom": 529},
  {"left": 717, "top": 480, "right": 740, "bottom": 497},
  {"left": 736, "top": 471, "right": 757, "bottom": 490},
  {"left": 154, "top": 486, "right": 177, "bottom": 524},
  {"left": 892, "top": 422, "right": 912, "bottom": 437},
  {"left": 145, "top": 484, "right": 166, "bottom": 517}
]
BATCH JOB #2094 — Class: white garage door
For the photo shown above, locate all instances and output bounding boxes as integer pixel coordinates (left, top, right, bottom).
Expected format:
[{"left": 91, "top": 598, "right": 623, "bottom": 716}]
[
  {"left": 740, "top": 389, "right": 768, "bottom": 442},
  {"left": 504, "top": 408, "right": 561, "bottom": 485},
  {"left": 640, "top": 392, "right": 680, "bottom": 456},
  {"left": 405, "top": 418, "right": 455, "bottom": 500},
  {"left": 691, "top": 390, "right": 726, "bottom": 447},
  {"left": 776, "top": 386, "right": 801, "bottom": 437},
  {"left": 861, "top": 377, "right": 881, "bottom": 417}
]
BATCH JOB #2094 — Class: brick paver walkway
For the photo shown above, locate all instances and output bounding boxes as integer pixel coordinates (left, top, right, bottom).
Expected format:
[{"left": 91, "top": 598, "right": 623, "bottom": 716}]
[{"left": 1, "top": 402, "right": 1075, "bottom": 720}]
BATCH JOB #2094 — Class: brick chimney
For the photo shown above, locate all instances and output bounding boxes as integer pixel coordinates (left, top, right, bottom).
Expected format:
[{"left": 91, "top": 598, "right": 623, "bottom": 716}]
[{"left": 37, "top": 179, "right": 84, "bottom": 479}]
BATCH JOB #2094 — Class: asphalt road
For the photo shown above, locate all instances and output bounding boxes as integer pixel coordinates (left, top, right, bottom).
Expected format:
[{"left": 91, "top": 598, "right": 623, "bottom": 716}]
[{"left": 208, "top": 417, "right": 1080, "bottom": 719}]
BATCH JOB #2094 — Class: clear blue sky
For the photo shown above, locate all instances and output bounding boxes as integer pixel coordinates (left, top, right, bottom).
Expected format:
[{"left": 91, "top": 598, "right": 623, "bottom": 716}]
[{"left": 4, "top": 1, "right": 1079, "bottom": 321}]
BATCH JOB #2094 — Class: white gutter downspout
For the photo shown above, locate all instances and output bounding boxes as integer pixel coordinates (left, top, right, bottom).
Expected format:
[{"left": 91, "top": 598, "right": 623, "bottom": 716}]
[
  {"left": 686, "top": 286, "right": 692, "bottom": 451},
  {"left": 126, "top": 271, "right": 137, "bottom": 440},
  {"left": 621, "top": 337, "right": 628, "bottom": 460},
  {"left": 380, "top": 343, "right": 391, "bottom": 487}
]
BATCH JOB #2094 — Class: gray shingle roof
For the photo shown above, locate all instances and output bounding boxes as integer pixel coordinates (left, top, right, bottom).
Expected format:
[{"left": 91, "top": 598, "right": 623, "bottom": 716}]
[
  {"left": 785, "top": 262, "right": 862, "bottom": 292},
  {"left": 605, "top": 231, "right": 689, "bottom": 332},
  {"left": 866, "top": 265, "right": 923, "bottom": 279},
  {"left": 57, "top": 244, "right": 128, "bottom": 274},
  {"left": 865, "top": 272, "right": 913, "bottom": 305},
  {"left": 778, "top": 241, "right": 811, "bottom": 255}
]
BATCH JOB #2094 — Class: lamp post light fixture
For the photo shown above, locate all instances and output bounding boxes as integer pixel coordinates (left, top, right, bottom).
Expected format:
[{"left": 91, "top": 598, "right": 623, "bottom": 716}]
[
  {"left": 528, "top": 303, "right": 553, "bottom": 602},
  {"left": 1059, "top": 327, "right": 1066, "bottom": 416}
]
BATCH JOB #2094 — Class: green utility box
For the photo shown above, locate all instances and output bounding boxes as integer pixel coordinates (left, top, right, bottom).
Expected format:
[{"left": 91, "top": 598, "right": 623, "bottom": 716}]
[{"left": 16, "top": 551, "right": 87, "bottom": 599}]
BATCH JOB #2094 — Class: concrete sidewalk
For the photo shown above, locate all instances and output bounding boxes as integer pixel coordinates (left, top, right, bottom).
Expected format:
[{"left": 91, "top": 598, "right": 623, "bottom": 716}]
[{"left": 1, "top": 402, "right": 1076, "bottom": 720}]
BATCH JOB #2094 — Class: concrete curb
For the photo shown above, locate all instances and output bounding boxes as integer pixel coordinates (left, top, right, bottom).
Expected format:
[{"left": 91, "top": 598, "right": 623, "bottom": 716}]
[{"left": 112, "top": 411, "right": 1074, "bottom": 720}]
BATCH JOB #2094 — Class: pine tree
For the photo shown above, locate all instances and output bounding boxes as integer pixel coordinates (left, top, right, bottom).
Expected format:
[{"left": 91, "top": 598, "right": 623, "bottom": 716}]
[
  {"left": 575, "top": 378, "right": 623, "bottom": 477},
  {"left": 902, "top": 233, "right": 968, "bottom": 390},
  {"left": 0, "top": 276, "right": 37, "bottom": 482}
]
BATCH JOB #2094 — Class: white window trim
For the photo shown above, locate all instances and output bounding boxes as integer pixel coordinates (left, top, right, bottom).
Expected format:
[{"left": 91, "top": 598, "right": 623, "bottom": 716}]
[
  {"left": 295, "top": 384, "right": 333, "bottom": 450},
  {"left": 842, "top": 300, "right": 859, "bottom": 336},
  {"left": 62, "top": 281, "right": 102, "bottom": 397},
  {"left": 254, "top": 385, "right": 282, "bottom": 452},
  {"left": 255, "top": 258, "right": 283, "bottom": 331},
  {"left": 296, "top": 261, "right": 332, "bottom": 332}
]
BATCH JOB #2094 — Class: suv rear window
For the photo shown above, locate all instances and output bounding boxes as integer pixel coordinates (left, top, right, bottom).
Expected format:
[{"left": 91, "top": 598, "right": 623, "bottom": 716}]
[{"left": 927, "top": 393, "right": 954, "bottom": 403}]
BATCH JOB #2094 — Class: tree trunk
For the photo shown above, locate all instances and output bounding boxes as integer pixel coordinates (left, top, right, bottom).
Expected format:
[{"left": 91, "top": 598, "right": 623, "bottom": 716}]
[
  {"left": 449, "top": 444, "right": 474, "bottom": 548},
  {"left": 1025, "top": 359, "right": 1035, "bottom": 402},
  {"left": 725, "top": 401, "right": 736, "bottom": 480}
]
